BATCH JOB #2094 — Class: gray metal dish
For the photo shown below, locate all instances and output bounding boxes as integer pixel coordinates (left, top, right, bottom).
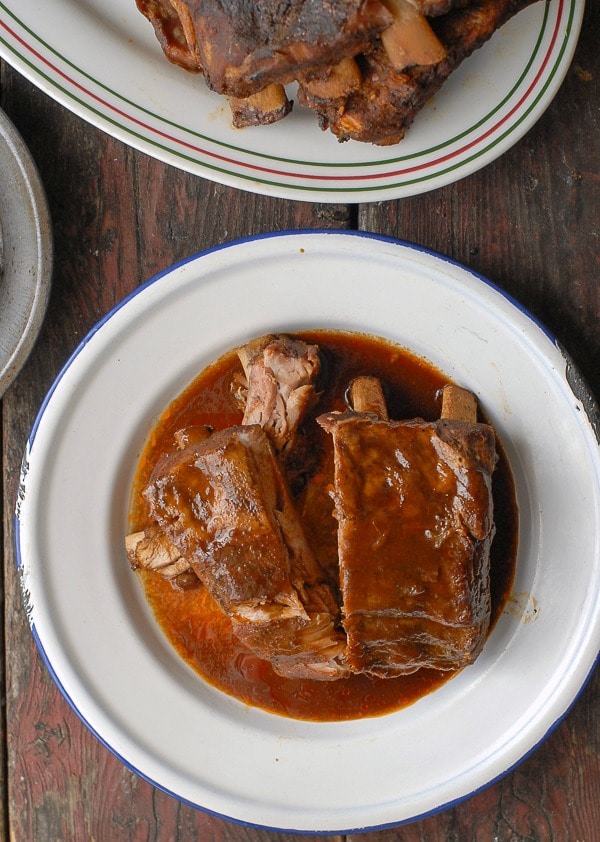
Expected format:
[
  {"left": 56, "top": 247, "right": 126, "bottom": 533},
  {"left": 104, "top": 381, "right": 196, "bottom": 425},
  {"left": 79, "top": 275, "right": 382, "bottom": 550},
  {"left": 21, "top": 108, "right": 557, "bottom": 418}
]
[{"left": 0, "top": 106, "right": 52, "bottom": 397}]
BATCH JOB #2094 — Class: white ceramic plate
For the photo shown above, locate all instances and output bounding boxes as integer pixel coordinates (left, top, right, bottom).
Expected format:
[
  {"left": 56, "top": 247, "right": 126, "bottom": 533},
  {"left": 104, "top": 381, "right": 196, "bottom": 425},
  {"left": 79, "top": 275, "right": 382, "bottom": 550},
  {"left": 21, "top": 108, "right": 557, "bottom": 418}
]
[
  {"left": 16, "top": 231, "right": 600, "bottom": 833},
  {"left": 0, "top": 0, "right": 583, "bottom": 202},
  {"left": 0, "top": 106, "right": 52, "bottom": 396}
]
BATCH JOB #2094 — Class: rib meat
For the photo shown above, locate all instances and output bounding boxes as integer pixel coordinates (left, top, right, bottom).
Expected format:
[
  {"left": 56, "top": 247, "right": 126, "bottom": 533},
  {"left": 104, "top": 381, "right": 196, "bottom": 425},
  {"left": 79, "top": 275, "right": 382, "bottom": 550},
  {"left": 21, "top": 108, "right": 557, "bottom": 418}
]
[
  {"left": 135, "top": 0, "right": 203, "bottom": 72},
  {"left": 298, "top": 0, "right": 539, "bottom": 145},
  {"left": 234, "top": 334, "right": 321, "bottom": 453},
  {"left": 129, "top": 335, "right": 321, "bottom": 590},
  {"left": 406, "top": 0, "right": 473, "bottom": 16},
  {"left": 126, "top": 525, "right": 199, "bottom": 589},
  {"left": 142, "top": 423, "right": 348, "bottom": 679},
  {"left": 136, "top": 0, "right": 392, "bottom": 97},
  {"left": 318, "top": 379, "right": 497, "bottom": 676},
  {"left": 136, "top": 0, "right": 540, "bottom": 143}
]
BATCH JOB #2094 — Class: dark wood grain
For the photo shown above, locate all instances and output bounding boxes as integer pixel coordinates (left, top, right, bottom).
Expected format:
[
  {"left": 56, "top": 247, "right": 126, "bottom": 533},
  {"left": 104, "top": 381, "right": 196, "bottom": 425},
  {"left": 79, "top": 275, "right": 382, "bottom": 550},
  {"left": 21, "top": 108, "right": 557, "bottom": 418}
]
[{"left": 1, "top": 0, "right": 599, "bottom": 837}]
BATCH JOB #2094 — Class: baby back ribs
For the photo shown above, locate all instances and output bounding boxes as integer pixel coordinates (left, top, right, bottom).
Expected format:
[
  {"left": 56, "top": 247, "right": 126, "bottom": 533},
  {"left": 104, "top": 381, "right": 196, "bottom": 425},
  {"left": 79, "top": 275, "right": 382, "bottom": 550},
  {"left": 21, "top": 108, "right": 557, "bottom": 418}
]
[
  {"left": 318, "top": 379, "right": 497, "bottom": 676},
  {"left": 141, "top": 423, "right": 348, "bottom": 680},
  {"left": 136, "top": 0, "right": 541, "bottom": 141},
  {"left": 129, "top": 335, "right": 322, "bottom": 587},
  {"left": 298, "top": 0, "right": 540, "bottom": 145},
  {"left": 136, "top": 0, "right": 392, "bottom": 97}
]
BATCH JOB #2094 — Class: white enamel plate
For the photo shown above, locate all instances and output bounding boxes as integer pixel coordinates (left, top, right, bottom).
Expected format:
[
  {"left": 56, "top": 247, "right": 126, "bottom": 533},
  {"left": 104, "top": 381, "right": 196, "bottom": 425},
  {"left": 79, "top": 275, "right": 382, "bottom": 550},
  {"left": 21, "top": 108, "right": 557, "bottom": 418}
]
[
  {"left": 16, "top": 231, "right": 600, "bottom": 833},
  {"left": 0, "top": 0, "right": 583, "bottom": 202}
]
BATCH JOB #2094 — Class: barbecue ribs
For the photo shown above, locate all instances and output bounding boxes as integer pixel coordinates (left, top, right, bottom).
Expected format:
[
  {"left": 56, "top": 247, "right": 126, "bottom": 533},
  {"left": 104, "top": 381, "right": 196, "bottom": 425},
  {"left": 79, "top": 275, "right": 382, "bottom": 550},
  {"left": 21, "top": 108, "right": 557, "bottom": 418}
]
[
  {"left": 128, "top": 337, "right": 499, "bottom": 683},
  {"left": 298, "top": 0, "right": 540, "bottom": 145},
  {"left": 127, "top": 335, "right": 344, "bottom": 680},
  {"left": 318, "top": 378, "right": 497, "bottom": 676},
  {"left": 140, "top": 423, "right": 348, "bottom": 679},
  {"left": 136, "top": 0, "right": 541, "bottom": 143},
  {"left": 136, "top": 0, "right": 392, "bottom": 97}
]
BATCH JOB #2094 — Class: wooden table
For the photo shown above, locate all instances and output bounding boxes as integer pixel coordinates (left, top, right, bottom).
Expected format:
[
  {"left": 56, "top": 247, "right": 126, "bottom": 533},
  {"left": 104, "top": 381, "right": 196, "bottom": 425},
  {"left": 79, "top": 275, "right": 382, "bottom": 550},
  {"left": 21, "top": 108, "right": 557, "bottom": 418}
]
[{"left": 1, "top": 2, "right": 598, "bottom": 838}]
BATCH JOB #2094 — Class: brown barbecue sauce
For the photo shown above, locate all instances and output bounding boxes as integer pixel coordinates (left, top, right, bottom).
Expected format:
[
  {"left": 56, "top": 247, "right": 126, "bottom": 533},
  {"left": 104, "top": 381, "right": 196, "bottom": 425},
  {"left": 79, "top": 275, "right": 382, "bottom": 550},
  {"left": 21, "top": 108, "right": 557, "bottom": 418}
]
[{"left": 129, "top": 331, "right": 518, "bottom": 721}]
